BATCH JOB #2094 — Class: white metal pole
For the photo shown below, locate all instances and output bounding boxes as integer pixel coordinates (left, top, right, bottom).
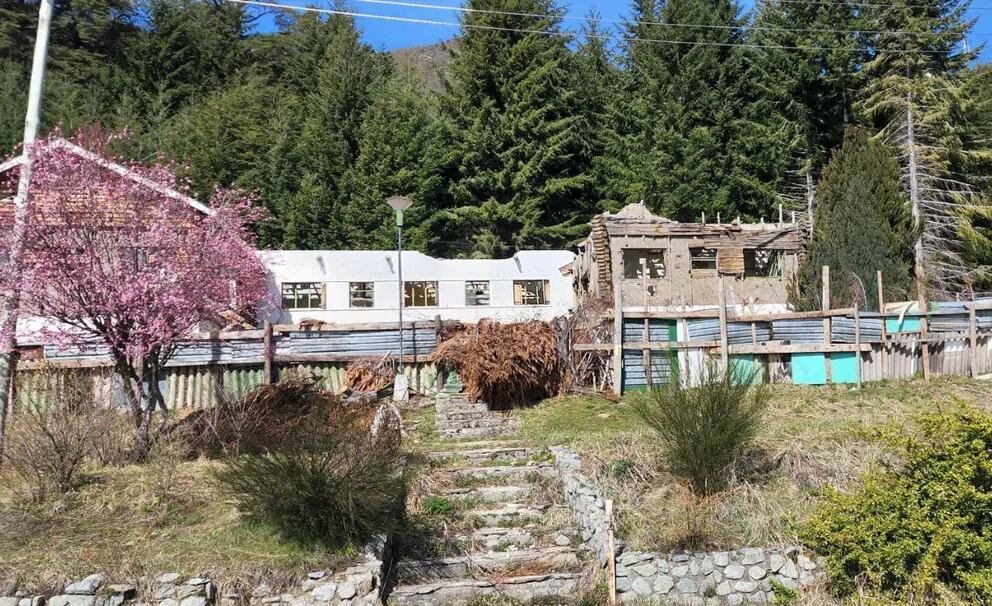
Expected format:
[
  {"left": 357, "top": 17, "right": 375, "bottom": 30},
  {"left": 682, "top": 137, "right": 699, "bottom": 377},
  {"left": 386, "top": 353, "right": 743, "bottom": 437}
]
[
  {"left": 396, "top": 209, "right": 404, "bottom": 372},
  {"left": 0, "top": 0, "right": 54, "bottom": 452}
]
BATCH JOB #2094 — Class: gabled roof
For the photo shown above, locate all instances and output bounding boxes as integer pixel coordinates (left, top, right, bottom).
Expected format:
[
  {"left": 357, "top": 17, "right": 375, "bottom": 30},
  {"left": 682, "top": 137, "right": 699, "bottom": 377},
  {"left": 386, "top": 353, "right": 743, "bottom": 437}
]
[{"left": 0, "top": 138, "right": 213, "bottom": 216}]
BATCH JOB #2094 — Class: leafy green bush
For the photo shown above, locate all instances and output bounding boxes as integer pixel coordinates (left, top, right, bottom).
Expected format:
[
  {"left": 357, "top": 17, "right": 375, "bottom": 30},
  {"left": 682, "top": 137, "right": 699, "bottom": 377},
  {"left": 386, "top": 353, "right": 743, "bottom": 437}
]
[
  {"left": 802, "top": 408, "right": 992, "bottom": 602},
  {"left": 630, "top": 362, "right": 768, "bottom": 495},
  {"left": 215, "top": 381, "right": 406, "bottom": 548},
  {"left": 421, "top": 495, "right": 456, "bottom": 517}
]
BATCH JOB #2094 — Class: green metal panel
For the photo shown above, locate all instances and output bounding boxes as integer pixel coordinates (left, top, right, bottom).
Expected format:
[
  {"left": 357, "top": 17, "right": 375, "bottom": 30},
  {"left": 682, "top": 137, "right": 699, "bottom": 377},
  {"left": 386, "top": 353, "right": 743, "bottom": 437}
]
[
  {"left": 729, "top": 355, "right": 765, "bottom": 385},
  {"left": 885, "top": 316, "right": 921, "bottom": 333},
  {"left": 792, "top": 353, "right": 827, "bottom": 385}
]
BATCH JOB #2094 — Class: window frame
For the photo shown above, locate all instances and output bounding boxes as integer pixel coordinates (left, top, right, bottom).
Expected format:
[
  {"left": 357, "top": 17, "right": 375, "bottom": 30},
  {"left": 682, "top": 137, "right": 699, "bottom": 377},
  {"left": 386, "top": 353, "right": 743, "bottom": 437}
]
[
  {"left": 281, "top": 282, "right": 323, "bottom": 310},
  {"left": 744, "top": 248, "right": 785, "bottom": 278},
  {"left": 513, "top": 279, "right": 551, "bottom": 306},
  {"left": 623, "top": 249, "right": 666, "bottom": 280},
  {"left": 464, "top": 280, "right": 491, "bottom": 306},
  {"left": 404, "top": 281, "right": 439, "bottom": 307},
  {"left": 348, "top": 281, "right": 375, "bottom": 308},
  {"left": 689, "top": 247, "right": 718, "bottom": 273}
]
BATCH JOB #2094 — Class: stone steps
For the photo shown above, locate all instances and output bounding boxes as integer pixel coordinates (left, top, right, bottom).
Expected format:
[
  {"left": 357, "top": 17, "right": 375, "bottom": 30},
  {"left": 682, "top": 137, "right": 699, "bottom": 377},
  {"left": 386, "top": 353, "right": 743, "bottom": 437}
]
[
  {"left": 435, "top": 394, "right": 522, "bottom": 439},
  {"left": 451, "top": 464, "right": 556, "bottom": 483},
  {"left": 426, "top": 446, "right": 536, "bottom": 464},
  {"left": 466, "top": 503, "right": 548, "bottom": 527},
  {"left": 387, "top": 572, "right": 584, "bottom": 606},
  {"left": 392, "top": 546, "right": 580, "bottom": 583},
  {"left": 442, "top": 485, "right": 535, "bottom": 504},
  {"left": 454, "top": 526, "right": 539, "bottom": 550}
]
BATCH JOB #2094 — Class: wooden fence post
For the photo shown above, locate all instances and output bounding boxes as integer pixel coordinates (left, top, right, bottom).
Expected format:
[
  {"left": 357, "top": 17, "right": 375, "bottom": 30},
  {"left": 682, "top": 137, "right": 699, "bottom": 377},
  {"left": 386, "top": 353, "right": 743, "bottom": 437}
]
[
  {"left": 642, "top": 257, "right": 652, "bottom": 388},
  {"left": 718, "top": 277, "right": 729, "bottom": 373},
  {"left": 969, "top": 306, "right": 978, "bottom": 378},
  {"left": 822, "top": 266, "right": 832, "bottom": 383},
  {"left": 605, "top": 499, "right": 617, "bottom": 606},
  {"left": 854, "top": 303, "right": 862, "bottom": 389},
  {"left": 263, "top": 320, "right": 274, "bottom": 385},
  {"left": 612, "top": 263, "right": 623, "bottom": 396},
  {"left": 877, "top": 271, "right": 889, "bottom": 380}
]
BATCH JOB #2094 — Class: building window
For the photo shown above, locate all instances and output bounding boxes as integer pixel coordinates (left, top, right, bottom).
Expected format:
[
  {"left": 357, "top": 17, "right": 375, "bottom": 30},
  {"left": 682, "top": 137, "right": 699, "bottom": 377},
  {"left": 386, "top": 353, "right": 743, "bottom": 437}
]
[
  {"left": 690, "top": 248, "right": 718, "bottom": 272},
  {"left": 281, "top": 282, "right": 323, "bottom": 310},
  {"left": 465, "top": 281, "right": 490, "bottom": 306},
  {"left": 514, "top": 280, "right": 550, "bottom": 306},
  {"left": 405, "top": 281, "right": 438, "bottom": 307},
  {"left": 623, "top": 250, "right": 666, "bottom": 279},
  {"left": 349, "top": 282, "right": 375, "bottom": 308},
  {"left": 744, "top": 249, "right": 785, "bottom": 278}
]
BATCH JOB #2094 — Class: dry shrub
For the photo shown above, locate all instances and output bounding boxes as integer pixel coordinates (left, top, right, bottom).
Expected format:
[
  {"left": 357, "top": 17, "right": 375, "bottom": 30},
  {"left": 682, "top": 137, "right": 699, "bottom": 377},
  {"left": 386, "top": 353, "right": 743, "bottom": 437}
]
[
  {"left": 185, "top": 370, "right": 348, "bottom": 457},
  {"left": 342, "top": 355, "right": 395, "bottom": 393},
  {"left": 431, "top": 319, "right": 563, "bottom": 408},
  {"left": 2, "top": 370, "right": 108, "bottom": 499}
]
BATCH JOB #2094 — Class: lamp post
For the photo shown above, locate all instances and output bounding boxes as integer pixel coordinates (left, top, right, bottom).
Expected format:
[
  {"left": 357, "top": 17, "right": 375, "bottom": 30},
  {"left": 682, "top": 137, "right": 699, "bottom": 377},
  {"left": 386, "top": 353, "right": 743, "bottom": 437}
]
[{"left": 387, "top": 195, "right": 414, "bottom": 401}]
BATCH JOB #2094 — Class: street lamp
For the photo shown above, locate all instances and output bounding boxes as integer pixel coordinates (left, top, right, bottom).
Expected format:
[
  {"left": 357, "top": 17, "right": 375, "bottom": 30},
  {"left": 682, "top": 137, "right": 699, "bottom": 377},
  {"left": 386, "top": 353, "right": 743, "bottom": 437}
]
[{"left": 387, "top": 195, "right": 414, "bottom": 402}]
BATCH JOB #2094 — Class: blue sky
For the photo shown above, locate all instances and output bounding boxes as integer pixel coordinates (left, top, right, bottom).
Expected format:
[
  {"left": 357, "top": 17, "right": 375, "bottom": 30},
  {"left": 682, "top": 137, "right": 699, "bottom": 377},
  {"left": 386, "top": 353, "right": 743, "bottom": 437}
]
[{"left": 254, "top": 0, "right": 992, "bottom": 62}]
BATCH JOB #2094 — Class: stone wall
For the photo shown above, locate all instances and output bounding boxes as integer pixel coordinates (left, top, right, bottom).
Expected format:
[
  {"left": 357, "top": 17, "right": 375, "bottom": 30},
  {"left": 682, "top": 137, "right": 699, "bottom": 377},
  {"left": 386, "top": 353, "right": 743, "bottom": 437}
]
[
  {"left": 0, "top": 538, "right": 389, "bottom": 606},
  {"left": 551, "top": 446, "right": 823, "bottom": 605}
]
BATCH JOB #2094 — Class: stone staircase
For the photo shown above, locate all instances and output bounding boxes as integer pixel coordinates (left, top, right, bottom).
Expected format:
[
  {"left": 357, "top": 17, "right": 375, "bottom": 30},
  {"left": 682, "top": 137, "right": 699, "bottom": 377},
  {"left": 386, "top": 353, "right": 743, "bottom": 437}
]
[
  {"left": 387, "top": 404, "right": 591, "bottom": 605},
  {"left": 434, "top": 394, "right": 520, "bottom": 439}
]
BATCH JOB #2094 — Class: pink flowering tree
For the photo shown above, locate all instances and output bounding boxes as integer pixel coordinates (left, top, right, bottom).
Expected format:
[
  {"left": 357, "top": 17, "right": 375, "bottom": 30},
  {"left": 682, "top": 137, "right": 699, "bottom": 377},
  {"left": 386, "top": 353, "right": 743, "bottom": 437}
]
[{"left": 2, "top": 130, "right": 268, "bottom": 460}]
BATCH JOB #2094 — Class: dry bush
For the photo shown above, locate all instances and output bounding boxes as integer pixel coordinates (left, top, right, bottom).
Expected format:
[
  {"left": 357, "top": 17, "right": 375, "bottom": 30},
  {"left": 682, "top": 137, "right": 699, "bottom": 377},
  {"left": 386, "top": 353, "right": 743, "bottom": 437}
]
[
  {"left": 89, "top": 407, "right": 136, "bottom": 467},
  {"left": 184, "top": 370, "right": 348, "bottom": 457},
  {"left": 342, "top": 355, "right": 395, "bottom": 393},
  {"left": 2, "top": 371, "right": 108, "bottom": 499},
  {"left": 431, "top": 319, "right": 563, "bottom": 408}
]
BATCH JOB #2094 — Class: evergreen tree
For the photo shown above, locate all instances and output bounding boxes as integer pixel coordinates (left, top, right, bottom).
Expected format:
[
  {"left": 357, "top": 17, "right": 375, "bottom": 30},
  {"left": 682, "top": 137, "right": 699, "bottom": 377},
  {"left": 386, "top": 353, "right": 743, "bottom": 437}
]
[
  {"left": 443, "top": 0, "right": 595, "bottom": 257},
  {"left": 794, "top": 127, "right": 915, "bottom": 310},
  {"left": 857, "top": 0, "right": 978, "bottom": 297},
  {"left": 338, "top": 75, "right": 452, "bottom": 253}
]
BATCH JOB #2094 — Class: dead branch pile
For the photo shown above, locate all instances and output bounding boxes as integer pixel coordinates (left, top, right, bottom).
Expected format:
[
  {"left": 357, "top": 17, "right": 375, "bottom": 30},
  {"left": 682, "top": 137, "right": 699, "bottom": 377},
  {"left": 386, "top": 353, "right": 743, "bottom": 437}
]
[
  {"left": 561, "top": 295, "right": 614, "bottom": 392},
  {"left": 342, "top": 355, "right": 396, "bottom": 393},
  {"left": 184, "top": 369, "right": 388, "bottom": 457},
  {"left": 431, "top": 319, "right": 563, "bottom": 408}
]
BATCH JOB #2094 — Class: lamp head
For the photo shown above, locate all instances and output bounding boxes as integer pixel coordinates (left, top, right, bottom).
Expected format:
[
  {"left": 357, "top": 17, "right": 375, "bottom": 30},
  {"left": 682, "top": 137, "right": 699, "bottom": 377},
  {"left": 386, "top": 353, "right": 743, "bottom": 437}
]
[{"left": 386, "top": 196, "right": 414, "bottom": 213}]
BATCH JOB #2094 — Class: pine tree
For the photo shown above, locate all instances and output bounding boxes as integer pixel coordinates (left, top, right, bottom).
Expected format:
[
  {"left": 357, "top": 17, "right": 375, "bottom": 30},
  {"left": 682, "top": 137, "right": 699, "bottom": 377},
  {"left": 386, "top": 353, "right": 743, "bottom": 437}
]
[
  {"left": 794, "top": 128, "right": 915, "bottom": 310},
  {"left": 443, "top": 0, "right": 595, "bottom": 257},
  {"left": 338, "top": 75, "right": 452, "bottom": 253},
  {"left": 857, "top": 0, "right": 978, "bottom": 298}
]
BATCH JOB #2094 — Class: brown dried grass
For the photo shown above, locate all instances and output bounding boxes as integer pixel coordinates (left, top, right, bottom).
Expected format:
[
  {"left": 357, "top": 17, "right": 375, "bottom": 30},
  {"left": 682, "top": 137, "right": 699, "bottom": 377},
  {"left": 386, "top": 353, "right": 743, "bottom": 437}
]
[
  {"left": 342, "top": 355, "right": 395, "bottom": 393},
  {"left": 431, "top": 320, "right": 563, "bottom": 408}
]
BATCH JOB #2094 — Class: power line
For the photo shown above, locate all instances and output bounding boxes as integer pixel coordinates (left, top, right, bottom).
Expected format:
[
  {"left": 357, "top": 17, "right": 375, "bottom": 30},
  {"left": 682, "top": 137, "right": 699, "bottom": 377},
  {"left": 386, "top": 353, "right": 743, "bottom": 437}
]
[
  {"left": 227, "top": 0, "right": 979, "bottom": 54},
  {"left": 351, "top": 0, "right": 992, "bottom": 36},
  {"left": 770, "top": 0, "right": 992, "bottom": 9}
]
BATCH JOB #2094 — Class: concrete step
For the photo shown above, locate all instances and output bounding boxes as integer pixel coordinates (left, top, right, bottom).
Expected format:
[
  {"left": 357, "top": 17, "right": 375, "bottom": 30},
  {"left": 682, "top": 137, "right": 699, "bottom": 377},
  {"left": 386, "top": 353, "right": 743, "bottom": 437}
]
[
  {"left": 438, "top": 439, "right": 522, "bottom": 450},
  {"left": 437, "top": 415, "right": 520, "bottom": 429},
  {"left": 455, "top": 526, "right": 539, "bottom": 550},
  {"left": 435, "top": 397, "right": 492, "bottom": 415},
  {"left": 442, "top": 485, "right": 535, "bottom": 504},
  {"left": 452, "top": 464, "right": 556, "bottom": 483},
  {"left": 467, "top": 503, "right": 547, "bottom": 526},
  {"left": 392, "top": 546, "right": 580, "bottom": 583},
  {"left": 427, "top": 446, "right": 536, "bottom": 464},
  {"left": 388, "top": 572, "right": 584, "bottom": 605},
  {"left": 438, "top": 424, "right": 520, "bottom": 439}
]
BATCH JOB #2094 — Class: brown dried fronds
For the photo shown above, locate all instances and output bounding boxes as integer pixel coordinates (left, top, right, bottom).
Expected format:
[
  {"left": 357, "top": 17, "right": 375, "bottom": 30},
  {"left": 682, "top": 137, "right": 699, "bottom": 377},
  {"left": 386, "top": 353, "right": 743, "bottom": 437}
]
[{"left": 342, "top": 355, "right": 395, "bottom": 393}]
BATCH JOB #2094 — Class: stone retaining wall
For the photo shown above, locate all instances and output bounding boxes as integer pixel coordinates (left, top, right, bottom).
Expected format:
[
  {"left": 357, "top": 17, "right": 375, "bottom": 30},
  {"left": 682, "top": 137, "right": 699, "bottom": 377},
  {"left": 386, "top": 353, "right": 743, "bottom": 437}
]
[
  {"left": 550, "top": 446, "right": 824, "bottom": 605},
  {"left": 1, "top": 538, "right": 389, "bottom": 606}
]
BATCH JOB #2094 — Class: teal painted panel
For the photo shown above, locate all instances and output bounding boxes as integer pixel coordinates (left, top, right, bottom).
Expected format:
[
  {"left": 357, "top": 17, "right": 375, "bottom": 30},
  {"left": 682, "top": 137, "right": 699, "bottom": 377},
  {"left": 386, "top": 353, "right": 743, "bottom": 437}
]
[
  {"left": 885, "top": 316, "right": 921, "bottom": 333},
  {"left": 792, "top": 353, "right": 827, "bottom": 385},
  {"left": 831, "top": 352, "right": 858, "bottom": 384},
  {"left": 729, "top": 355, "right": 765, "bottom": 385}
]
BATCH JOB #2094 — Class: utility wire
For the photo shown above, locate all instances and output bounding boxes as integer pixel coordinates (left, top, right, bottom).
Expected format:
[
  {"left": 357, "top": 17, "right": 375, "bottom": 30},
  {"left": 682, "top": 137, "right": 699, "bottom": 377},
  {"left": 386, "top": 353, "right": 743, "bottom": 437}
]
[
  {"left": 351, "top": 0, "right": 992, "bottom": 36},
  {"left": 227, "top": 0, "right": 980, "bottom": 54}
]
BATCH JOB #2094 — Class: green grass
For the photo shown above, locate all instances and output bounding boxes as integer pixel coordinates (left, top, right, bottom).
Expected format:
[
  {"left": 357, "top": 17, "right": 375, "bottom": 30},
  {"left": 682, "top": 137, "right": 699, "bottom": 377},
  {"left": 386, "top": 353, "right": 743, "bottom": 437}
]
[
  {"left": 0, "top": 459, "right": 352, "bottom": 594},
  {"left": 514, "top": 377, "right": 992, "bottom": 553}
]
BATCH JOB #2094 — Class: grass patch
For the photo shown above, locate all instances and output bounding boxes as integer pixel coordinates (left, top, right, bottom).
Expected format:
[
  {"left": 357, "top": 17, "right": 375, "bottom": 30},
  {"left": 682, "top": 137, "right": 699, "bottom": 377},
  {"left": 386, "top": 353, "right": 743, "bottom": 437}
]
[
  {"left": 517, "top": 377, "right": 992, "bottom": 553},
  {"left": 0, "top": 459, "right": 350, "bottom": 594}
]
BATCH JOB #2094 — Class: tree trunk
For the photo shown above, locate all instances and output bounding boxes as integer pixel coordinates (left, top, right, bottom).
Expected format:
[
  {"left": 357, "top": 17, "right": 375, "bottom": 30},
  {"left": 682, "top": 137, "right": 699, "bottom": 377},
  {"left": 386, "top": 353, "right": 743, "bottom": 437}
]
[{"left": 0, "top": 349, "right": 13, "bottom": 464}]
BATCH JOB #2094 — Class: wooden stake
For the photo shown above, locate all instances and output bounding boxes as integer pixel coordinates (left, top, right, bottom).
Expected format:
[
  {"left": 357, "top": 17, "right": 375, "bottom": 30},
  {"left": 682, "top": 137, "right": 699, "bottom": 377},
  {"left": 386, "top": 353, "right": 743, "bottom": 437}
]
[
  {"left": 642, "top": 258, "right": 652, "bottom": 388},
  {"left": 263, "top": 320, "right": 274, "bottom": 385},
  {"left": 612, "top": 255, "right": 624, "bottom": 396},
  {"left": 718, "top": 277, "right": 729, "bottom": 372},
  {"left": 877, "top": 271, "right": 889, "bottom": 380},
  {"left": 606, "top": 499, "right": 617, "bottom": 606},
  {"left": 822, "top": 266, "right": 832, "bottom": 383},
  {"left": 969, "top": 306, "right": 978, "bottom": 378},
  {"left": 854, "top": 303, "right": 862, "bottom": 389}
]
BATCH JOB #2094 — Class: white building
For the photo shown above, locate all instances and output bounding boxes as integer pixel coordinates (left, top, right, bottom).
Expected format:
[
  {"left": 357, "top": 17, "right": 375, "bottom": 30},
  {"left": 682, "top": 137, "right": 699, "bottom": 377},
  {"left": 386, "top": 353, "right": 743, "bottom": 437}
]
[{"left": 259, "top": 250, "right": 576, "bottom": 325}]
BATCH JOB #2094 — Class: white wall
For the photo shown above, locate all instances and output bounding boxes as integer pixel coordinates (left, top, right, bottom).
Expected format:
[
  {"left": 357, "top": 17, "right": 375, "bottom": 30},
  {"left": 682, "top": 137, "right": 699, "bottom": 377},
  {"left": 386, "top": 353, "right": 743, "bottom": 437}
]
[{"left": 259, "top": 250, "right": 576, "bottom": 325}]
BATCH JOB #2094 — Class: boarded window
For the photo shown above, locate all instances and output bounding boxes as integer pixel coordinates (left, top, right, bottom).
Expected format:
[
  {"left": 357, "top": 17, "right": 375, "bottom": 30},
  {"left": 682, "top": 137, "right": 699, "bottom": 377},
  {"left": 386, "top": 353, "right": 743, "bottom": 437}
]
[
  {"left": 744, "top": 249, "right": 785, "bottom": 277},
  {"left": 718, "top": 247, "right": 745, "bottom": 275},
  {"left": 281, "top": 282, "right": 323, "bottom": 309},
  {"left": 514, "top": 280, "right": 550, "bottom": 305},
  {"left": 465, "top": 281, "right": 490, "bottom": 306},
  {"left": 623, "top": 250, "right": 666, "bottom": 279},
  {"left": 690, "top": 248, "right": 717, "bottom": 272},
  {"left": 404, "top": 281, "right": 438, "bottom": 307},
  {"left": 349, "top": 282, "right": 374, "bottom": 308}
]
